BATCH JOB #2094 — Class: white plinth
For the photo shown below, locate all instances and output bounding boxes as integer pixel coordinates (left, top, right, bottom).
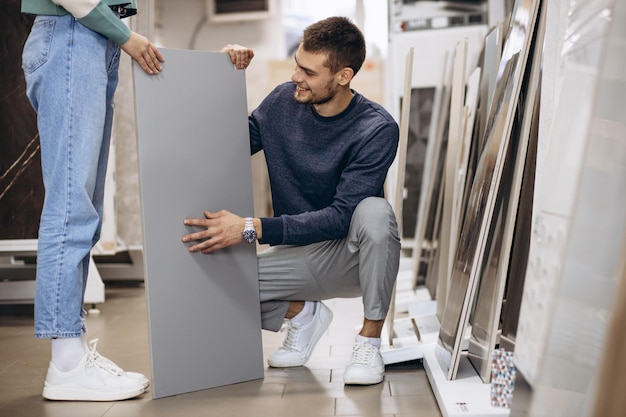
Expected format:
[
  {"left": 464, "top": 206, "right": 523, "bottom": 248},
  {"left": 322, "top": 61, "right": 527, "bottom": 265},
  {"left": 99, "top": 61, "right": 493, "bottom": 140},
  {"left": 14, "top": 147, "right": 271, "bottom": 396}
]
[
  {"left": 381, "top": 299, "right": 439, "bottom": 364},
  {"left": 0, "top": 239, "right": 105, "bottom": 305},
  {"left": 423, "top": 345, "right": 510, "bottom": 417}
]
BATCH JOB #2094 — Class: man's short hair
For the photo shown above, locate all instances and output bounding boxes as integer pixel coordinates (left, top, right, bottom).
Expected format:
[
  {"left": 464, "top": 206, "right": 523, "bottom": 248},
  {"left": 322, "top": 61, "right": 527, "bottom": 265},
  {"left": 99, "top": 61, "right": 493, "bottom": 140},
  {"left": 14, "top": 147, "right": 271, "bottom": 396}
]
[{"left": 301, "top": 16, "right": 366, "bottom": 76}]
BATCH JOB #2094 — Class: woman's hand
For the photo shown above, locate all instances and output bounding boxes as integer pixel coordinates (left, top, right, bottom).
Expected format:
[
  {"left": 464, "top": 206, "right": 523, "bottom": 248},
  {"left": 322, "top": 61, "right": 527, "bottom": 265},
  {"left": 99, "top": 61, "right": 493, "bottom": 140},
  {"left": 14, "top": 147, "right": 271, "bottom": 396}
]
[{"left": 121, "top": 32, "right": 164, "bottom": 75}]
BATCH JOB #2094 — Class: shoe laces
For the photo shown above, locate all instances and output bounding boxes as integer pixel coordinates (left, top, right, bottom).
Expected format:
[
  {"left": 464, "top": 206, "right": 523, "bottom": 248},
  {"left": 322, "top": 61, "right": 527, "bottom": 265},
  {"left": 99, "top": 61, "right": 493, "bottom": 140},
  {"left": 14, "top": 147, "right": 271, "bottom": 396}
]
[
  {"left": 280, "top": 321, "right": 303, "bottom": 352},
  {"left": 85, "top": 339, "right": 125, "bottom": 377},
  {"left": 351, "top": 341, "right": 377, "bottom": 365}
]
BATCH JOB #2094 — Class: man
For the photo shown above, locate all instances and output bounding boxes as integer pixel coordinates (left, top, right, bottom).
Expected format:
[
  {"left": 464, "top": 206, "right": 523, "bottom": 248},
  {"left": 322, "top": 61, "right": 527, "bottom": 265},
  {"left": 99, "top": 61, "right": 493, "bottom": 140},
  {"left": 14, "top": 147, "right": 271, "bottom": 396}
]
[{"left": 183, "top": 16, "right": 400, "bottom": 385}]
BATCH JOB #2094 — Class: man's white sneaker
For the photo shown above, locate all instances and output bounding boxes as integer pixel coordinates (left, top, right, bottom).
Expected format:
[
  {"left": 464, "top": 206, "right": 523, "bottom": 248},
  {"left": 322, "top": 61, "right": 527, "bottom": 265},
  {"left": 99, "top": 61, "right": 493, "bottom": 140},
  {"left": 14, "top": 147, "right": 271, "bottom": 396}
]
[
  {"left": 343, "top": 341, "right": 385, "bottom": 385},
  {"left": 43, "top": 339, "right": 146, "bottom": 401},
  {"left": 268, "top": 301, "right": 333, "bottom": 368}
]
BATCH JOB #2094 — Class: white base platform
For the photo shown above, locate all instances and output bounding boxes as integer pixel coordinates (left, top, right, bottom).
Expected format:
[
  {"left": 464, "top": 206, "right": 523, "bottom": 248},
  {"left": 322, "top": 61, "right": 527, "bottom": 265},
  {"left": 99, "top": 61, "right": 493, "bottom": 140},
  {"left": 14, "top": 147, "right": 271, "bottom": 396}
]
[
  {"left": 381, "top": 298, "right": 439, "bottom": 364},
  {"left": 0, "top": 239, "right": 105, "bottom": 305},
  {"left": 423, "top": 345, "right": 510, "bottom": 417}
]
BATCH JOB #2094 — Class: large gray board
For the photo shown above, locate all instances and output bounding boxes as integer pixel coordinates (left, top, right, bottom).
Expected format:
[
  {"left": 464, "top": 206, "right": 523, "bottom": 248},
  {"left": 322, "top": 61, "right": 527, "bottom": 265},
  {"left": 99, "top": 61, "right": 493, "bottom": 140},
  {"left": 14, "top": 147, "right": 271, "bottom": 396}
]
[{"left": 133, "top": 48, "right": 264, "bottom": 399}]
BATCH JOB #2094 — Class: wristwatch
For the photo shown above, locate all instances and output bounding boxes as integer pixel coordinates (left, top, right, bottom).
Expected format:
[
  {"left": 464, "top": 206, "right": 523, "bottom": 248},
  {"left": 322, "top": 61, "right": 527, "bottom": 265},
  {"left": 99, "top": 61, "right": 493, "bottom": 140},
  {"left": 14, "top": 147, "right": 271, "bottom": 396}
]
[{"left": 242, "top": 217, "right": 257, "bottom": 243}]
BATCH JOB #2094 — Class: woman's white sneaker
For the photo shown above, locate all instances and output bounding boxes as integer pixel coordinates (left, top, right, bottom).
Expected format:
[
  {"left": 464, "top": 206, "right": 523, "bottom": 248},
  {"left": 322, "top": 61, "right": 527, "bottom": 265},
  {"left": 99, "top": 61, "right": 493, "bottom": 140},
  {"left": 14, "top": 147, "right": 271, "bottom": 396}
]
[
  {"left": 85, "top": 340, "right": 150, "bottom": 390},
  {"left": 43, "top": 339, "right": 146, "bottom": 401}
]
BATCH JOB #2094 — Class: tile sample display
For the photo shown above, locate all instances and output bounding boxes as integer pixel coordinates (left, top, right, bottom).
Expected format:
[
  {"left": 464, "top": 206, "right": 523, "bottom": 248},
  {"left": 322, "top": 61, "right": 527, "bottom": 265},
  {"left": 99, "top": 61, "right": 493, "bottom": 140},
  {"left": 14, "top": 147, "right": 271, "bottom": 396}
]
[
  {"left": 0, "top": 4, "right": 42, "bottom": 239},
  {"left": 468, "top": 3, "right": 544, "bottom": 381},
  {"left": 412, "top": 57, "right": 451, "bottom": 296},
  {"left": 386, "top": 48, "right": 414, "bottom": 347},
  {"left": 436, "top": 0, "right": 542, "bottom": 380},
  {"left": 514, "top": 2, "right": 626, "bottom": 415},
  {"left": 436, "top": 39, "right": 468, "bottom": 320},
  {"left": 513, "top": 0, "right": 614, "bottom": 389},
  {"left": 133, "top": 48, "right": 264, "bottom": 398}
]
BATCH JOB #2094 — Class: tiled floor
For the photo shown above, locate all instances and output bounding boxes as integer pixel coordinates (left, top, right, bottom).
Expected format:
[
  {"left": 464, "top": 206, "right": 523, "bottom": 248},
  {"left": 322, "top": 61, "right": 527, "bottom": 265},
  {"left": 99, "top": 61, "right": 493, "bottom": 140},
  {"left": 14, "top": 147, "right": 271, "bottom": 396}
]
[{"left": 0, "top": 280, "right": 442, "bottom": 417}]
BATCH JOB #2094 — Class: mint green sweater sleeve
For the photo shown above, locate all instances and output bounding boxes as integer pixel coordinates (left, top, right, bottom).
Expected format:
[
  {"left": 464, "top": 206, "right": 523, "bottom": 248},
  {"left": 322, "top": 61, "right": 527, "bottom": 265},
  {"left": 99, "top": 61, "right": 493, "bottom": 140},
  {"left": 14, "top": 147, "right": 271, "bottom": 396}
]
[
  {"left": 77, "top": 2, "right": 131, "bottom": 45},
  {"left": 21, "top": 0, "right": 135, "bottom": 45}
]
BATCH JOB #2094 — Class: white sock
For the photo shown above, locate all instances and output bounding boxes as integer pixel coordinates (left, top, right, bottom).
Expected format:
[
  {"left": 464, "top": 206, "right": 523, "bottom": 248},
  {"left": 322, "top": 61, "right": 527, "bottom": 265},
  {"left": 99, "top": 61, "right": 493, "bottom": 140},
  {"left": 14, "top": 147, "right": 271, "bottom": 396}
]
[
  {"left": 51, "top": 337, "right": 87, "bottom": 372},
  {"left": 80, "top": 333, "right": 90, "bottom": 352},
  {"left": 356, "top": 334, "right": 381, "bottom": 349},
  {"left": 290, "top": 301, "right": 315, "bottom": 326}
]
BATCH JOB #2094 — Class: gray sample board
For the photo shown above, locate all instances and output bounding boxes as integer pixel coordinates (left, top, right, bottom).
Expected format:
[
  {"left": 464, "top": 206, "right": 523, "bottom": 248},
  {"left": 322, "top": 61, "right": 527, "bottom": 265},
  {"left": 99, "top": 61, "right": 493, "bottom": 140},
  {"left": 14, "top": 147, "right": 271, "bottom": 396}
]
[{"left": 133, "top": 48, "right": 264, "bottom": 399}]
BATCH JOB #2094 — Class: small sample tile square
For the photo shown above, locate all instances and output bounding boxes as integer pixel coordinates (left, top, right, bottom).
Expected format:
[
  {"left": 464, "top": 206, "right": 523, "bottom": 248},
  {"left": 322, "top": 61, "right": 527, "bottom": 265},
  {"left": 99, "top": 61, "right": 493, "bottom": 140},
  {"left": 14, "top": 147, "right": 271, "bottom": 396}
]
[
  {"left": 490, "top": 348, "right": 516, "bottom": 408},
  {"left": 133, "top": 48, "right": 264, "bottom": 398}
]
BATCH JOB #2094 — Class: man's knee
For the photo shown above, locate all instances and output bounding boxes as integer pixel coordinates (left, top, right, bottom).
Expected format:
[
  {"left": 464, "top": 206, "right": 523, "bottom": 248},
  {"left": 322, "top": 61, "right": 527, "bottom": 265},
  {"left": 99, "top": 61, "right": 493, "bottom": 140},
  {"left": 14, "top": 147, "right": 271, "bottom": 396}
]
[
  {"left": 354, "top": 196, "right": 393, "bottom": 218},
  {"left": 352, "top": 197, "right": 399, "bottom": 242}
]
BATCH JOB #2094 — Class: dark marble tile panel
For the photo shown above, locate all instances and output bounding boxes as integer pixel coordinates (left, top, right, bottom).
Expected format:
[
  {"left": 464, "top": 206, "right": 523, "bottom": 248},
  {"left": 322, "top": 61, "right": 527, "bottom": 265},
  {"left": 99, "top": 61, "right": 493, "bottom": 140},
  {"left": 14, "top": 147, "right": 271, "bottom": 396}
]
[{"left": 0, "top": 0, "right": 42, "bottom": 239}]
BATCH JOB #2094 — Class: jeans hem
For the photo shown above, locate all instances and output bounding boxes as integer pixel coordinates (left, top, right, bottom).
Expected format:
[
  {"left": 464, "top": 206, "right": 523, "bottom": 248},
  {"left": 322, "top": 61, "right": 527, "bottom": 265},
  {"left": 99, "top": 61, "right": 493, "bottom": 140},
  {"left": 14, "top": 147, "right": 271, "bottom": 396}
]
[{"left": 35, "top": 332, "right": 83, "bottom": 339}]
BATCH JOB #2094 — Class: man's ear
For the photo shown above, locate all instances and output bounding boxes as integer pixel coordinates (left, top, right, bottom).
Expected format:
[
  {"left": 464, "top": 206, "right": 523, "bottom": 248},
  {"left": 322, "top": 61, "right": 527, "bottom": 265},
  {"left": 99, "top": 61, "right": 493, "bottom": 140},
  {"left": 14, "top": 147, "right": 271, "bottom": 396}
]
[{"left": 337, "top": 67, "right": 355, "bottom": 86}]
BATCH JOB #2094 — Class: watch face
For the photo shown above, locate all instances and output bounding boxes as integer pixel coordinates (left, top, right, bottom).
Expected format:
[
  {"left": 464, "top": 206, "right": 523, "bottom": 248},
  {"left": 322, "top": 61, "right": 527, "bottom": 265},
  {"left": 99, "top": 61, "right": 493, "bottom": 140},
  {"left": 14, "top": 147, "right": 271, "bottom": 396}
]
[{"left": 243, "top": 229, "right": 256, "bottom": 243}]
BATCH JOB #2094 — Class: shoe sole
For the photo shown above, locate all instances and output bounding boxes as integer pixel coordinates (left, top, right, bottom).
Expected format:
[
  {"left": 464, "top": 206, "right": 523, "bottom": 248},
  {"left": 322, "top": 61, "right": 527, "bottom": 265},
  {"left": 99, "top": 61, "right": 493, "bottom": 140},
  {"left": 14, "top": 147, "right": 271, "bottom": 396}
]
[
  {"left": 344, "top": 367, "right": 385, "bottom": 385},
  {"left": 138, "top": 378, "right": 150, "bottom": 389},
  {"left": 267, "top": 355, "right": 309, "bottom": 368},
  {"left": 125, "top": 372, "right": 150, "bottom": 389},
  {"left": 43, "top": 384, "right": 145, "bottom": 401},
  {"left": 268, "top": 304, "right": 333, "bottom": 368},
  {"left": 344, "top": 375, "right": 384, "bottom": 385}
]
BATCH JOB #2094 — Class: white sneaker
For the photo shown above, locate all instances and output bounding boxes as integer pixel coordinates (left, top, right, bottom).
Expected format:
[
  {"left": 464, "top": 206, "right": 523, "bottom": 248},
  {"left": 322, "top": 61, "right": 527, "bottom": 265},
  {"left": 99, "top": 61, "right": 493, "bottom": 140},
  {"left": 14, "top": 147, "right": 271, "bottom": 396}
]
[
  {"left": 343, "top": 341, "right": 385, "bottom": 385},
  {"left": 268, "top": 301, "right": 333, "bottom": 368},
  {"left": 43, "top": 339, "right": 146, "bottom": 401},
  {"left": 86, "top": 340, "right": 150, "bottom": 389}
]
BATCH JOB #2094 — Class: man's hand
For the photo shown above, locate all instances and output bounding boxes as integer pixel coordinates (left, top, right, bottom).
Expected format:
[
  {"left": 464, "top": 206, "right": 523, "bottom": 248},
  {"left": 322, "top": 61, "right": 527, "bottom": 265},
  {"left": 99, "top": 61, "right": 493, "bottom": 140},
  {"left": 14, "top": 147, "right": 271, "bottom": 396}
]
[
  {"left": 182, "top": 210, "right": 245, "bottom": 253},
  {"left": 121, "top": 32, "right": 164, "bottom": 75},
  {"left": 220, "top": 44, "right": 254, "bottom": 70}
]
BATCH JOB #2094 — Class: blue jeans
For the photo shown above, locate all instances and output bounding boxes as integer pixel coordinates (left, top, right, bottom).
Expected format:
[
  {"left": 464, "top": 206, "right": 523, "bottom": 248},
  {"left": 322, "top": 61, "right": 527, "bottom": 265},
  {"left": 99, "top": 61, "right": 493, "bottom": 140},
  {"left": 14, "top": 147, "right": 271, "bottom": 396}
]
[{"left": 22, "top": 15, "right": 121, "bottom": 338}]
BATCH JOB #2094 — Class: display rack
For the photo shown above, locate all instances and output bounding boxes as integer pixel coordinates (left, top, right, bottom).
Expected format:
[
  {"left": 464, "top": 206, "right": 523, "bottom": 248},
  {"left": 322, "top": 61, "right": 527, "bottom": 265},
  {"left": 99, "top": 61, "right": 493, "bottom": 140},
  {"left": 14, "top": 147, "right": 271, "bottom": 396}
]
[
  {"left": 381, "top": 286, "right": 439, "bottom": 364},
  {"left": 0, "top": 239, "right": 104, "bottom": 306},
  {"left": 423, "top": 345, "right": 510, "bottom": 417}
]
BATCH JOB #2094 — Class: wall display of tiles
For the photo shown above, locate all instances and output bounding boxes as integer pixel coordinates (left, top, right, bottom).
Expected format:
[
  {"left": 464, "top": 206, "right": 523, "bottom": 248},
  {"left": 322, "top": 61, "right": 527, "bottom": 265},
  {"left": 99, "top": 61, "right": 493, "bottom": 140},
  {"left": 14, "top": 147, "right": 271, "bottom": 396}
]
[{"left": 0, "top": 2, "right": 41, "bottom": 240}]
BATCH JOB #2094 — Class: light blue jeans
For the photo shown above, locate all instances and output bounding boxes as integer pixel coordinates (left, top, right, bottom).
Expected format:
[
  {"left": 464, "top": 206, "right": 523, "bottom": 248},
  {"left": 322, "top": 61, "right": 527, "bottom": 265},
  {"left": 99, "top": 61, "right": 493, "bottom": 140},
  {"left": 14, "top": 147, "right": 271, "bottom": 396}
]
[
  {"left": 259, "top": 197, "right": 401, "bottom": 331},
  {"left": 22, "top": 15, "right": 121, "bottom": 338}
]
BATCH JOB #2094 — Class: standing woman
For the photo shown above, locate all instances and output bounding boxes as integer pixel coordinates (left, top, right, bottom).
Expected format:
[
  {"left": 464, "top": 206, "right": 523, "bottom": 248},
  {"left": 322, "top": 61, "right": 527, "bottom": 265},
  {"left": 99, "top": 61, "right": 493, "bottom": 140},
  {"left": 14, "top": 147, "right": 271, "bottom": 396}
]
[{"left": 20, "top": 0, "right": 163, "bottom": 401}]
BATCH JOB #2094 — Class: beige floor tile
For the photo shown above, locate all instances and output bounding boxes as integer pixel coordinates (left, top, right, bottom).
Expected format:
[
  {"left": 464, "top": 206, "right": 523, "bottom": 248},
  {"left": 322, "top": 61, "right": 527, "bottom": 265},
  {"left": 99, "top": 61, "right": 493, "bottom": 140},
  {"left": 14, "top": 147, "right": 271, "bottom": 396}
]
[
  {"left": 0, "top": 280, "right": 441, "bottom": 417},
  {"left": 336, "top": 393, "right": 441, "bottom": 416}
]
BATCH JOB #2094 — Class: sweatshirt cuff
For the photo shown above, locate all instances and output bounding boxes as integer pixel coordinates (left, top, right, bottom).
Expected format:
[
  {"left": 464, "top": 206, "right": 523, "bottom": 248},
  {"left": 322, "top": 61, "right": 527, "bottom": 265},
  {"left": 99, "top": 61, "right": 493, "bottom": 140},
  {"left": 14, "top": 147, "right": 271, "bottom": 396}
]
[{"left": 259, "top": 217, "right": 283, "bottom": 246}]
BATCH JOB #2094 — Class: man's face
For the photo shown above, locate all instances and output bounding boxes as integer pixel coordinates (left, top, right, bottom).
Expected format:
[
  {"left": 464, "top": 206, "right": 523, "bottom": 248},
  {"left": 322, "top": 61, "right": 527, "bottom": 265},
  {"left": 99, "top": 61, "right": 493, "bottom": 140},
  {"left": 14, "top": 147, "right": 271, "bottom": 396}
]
[{"left": 290, "top": 45, "right": 341, "bottom": 105}]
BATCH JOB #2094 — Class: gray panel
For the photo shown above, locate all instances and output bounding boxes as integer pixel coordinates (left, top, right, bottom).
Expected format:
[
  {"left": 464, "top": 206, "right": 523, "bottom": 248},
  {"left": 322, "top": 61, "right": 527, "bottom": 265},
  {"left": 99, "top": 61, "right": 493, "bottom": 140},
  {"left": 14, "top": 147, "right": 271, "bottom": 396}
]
[{"left": 133, "top": 48, "right": 264, "bottom": 399}]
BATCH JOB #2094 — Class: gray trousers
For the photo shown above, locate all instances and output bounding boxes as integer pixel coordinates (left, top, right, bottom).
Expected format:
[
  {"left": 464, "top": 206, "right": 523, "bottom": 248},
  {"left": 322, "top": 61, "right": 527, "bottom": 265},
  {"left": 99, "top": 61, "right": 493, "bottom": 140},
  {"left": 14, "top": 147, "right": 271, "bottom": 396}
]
[{"left": 258, "top": 197, "right": 401, "bottom": 331}]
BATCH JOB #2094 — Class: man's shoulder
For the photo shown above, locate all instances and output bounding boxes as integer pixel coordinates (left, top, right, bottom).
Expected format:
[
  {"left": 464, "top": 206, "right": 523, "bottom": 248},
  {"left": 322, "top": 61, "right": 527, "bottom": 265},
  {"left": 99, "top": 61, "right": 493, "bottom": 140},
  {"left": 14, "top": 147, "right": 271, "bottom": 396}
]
[
  {"left": 354, "top": 93, "right": 397, "bottom": 126},
  {"left": 260, "top": 82, "right": 296, "bottom": 110},
  {"left": 255, "top": 82, "right": 291, "bottom": 111},
  {"left": 271, "top": 82, "right": 295, "bottom": 96}
]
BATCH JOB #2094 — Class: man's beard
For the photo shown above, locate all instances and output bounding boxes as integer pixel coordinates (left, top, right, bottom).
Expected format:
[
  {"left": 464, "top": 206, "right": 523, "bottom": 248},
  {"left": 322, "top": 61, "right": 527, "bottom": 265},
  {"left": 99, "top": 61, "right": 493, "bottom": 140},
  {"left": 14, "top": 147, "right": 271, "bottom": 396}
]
[{"left": 293, "top": 80, "right": 337, "bottom": 105}]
